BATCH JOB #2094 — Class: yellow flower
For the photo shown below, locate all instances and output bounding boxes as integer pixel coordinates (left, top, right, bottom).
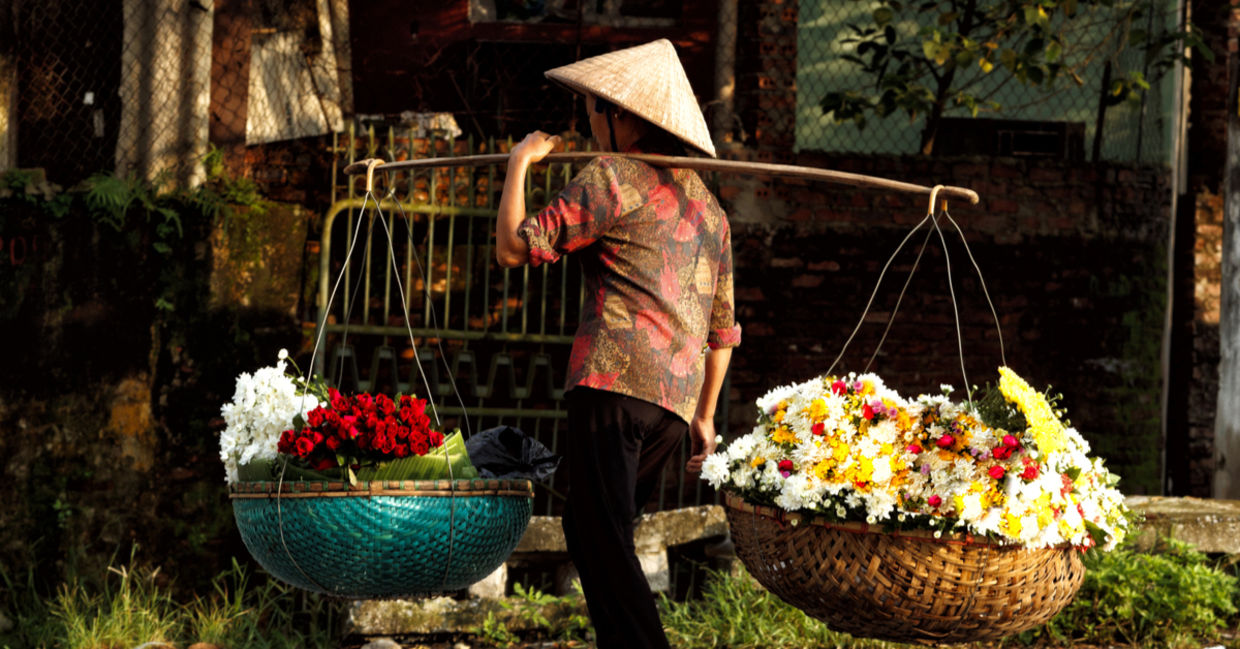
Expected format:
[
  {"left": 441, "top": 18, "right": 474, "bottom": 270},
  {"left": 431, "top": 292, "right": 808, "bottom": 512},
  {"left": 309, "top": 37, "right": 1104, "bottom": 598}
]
[
  {"left": 998, "top": 366, "right": 1066, "bottom": 454},
  {"left": 807, "top": 398, "right": 828, "bottom": 421},
  {"left": 750, "top": 456, "right": 766, "bottom": 468},
  {"left": 771, "top": 426, "right": 798, "bottom": 444},
  {"left": 1003, "top": 512, "right": 1022, "bottom": 538},
  {"left": 773, "top": 409, "right": 786, "bottom": 423},
  {"left": 813, "top": 459, "right": 834, "bottom": 481}
]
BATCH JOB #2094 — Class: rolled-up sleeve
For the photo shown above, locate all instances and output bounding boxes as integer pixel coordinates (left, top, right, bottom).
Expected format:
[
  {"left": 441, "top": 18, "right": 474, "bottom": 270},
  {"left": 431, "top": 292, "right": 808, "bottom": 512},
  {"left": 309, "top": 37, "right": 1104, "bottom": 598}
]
[
  {"left": 707, "top": 219, "right": 742, "bottom": 349},
  {"left": 517, "top": 159, "right": 622, "bottom": 267}
]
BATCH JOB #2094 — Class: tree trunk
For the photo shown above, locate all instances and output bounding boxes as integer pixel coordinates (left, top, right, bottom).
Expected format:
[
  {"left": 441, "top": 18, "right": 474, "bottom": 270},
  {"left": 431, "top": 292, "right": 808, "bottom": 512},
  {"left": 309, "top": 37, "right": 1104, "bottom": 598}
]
[{"left": 1214, "top": 23, "right": 1240, "bottom": 499}]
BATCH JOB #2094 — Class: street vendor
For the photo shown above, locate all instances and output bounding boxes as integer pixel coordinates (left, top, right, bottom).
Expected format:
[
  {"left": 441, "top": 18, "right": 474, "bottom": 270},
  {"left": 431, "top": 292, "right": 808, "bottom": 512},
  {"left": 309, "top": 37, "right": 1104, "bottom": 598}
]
[{"left": 494, "top": 39, "right": 741, "bottom": 649}]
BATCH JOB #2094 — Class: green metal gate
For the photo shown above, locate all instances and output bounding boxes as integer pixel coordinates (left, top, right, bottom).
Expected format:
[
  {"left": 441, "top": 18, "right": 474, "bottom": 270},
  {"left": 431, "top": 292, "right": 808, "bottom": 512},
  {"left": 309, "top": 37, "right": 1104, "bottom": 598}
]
[{"left": 313, "top": 123, "right": 726, "bottom": 520}]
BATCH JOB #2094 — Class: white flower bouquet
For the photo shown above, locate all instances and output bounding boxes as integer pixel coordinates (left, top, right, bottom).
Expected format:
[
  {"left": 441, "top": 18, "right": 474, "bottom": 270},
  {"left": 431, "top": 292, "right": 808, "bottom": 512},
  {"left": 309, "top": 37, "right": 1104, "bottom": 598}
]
[
  {"left": 703, "top": 366, "right": 1130, "bottom": 550},
  {"left": 219, "top": 351, "right": 321, "bottom": 484}
]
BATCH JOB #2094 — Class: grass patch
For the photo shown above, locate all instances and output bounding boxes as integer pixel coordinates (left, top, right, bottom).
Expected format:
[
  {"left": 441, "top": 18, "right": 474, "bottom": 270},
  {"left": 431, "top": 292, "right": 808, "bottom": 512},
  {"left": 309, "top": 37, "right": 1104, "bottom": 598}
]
[{"left": 0, "top": 551, "right": 344, "bottom": 649}]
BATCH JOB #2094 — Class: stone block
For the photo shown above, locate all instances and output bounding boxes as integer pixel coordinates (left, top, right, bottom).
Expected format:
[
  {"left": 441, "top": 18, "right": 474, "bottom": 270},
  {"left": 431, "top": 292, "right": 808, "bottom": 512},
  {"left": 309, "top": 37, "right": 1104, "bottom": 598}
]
[{"left": 1127, "top": 496, "right": 1240, "bottom": 553}]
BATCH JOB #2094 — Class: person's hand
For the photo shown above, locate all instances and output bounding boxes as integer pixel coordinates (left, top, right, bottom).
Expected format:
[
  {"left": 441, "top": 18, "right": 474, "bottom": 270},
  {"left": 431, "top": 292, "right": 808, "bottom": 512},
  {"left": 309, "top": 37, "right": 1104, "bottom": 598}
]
[
  {"left": 686, "top": 415, "right": 718, "bottom": 474},
  {"left": 511, "top": 131, "right": 560, "bottom": 165}
]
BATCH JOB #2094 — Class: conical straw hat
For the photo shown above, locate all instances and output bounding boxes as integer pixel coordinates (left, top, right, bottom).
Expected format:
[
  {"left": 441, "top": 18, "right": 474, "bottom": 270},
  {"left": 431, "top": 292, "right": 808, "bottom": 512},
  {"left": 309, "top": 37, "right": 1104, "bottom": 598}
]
[{"left": 545, "top": 39, "right": 716, "bottom": 158}]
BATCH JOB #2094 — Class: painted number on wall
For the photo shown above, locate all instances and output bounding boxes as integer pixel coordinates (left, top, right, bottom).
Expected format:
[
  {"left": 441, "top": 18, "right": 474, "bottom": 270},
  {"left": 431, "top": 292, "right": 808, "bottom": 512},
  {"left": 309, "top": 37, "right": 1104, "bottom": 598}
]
[{"left": 0, "top": 235, "right": 39, "bottom": 266}]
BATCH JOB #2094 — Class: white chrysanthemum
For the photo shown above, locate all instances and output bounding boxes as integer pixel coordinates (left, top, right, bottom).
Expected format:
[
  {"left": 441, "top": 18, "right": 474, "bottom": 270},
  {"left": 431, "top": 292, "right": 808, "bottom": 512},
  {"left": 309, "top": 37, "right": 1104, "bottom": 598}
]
[
  {"left": 756, "top": 382, "right": 800, "bottom": 415},
  {"left": 218, "top": 360, "right": 320, "bottom": 483},
  {"left": 702, "top": 454, "right": 729, "bottom": 488}
]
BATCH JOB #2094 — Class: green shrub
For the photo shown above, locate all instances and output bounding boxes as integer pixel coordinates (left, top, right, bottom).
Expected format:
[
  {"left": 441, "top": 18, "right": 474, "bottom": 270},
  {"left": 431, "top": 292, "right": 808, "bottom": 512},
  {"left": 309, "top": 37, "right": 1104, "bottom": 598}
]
[{"left": 1018, "top": 537, "right": 1240, "bottom": 648}]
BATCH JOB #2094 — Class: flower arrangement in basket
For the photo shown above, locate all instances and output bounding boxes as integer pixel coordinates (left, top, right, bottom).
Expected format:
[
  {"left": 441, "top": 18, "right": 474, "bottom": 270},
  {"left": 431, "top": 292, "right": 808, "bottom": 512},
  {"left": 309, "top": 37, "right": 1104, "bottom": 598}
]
[
  {"left": 221, "top": 351, "right": 533, "bottom": 599},
  {"left": 703, "top": 366, "right": 1130, "bottom": 644}
]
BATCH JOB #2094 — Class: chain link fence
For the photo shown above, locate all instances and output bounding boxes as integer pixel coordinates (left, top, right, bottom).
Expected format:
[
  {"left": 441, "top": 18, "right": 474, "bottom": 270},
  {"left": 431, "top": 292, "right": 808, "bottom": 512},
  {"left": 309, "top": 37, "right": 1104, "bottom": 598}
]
[{"left": 1, "top": 0, "right": 349, "bottom": 188}]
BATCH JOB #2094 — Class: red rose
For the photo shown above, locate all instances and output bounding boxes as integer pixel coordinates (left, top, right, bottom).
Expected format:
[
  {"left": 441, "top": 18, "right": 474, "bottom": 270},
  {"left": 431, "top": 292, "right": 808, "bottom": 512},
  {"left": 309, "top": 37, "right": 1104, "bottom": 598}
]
[
  {"left": 1002, "top": 434, "right": 1020, "bottom": 448},
  {"left": 428, "top": 430, "right": 444, "bottom": 447},
  {"left": 325, "top": 435, "right": 341, "bottom": 451},
  {"left": 312, "top": 456, "right": 337, "bottom": 471},
  {"left": 811, "top": 422, "right": 826, "bottom": 436},
  {"left": 988, "top": 465, "right": 1006, "bottom": 480},
  {"left": 778, "top": 459, "right": 794, "bottom": 471},
  {"left": 927, "top": 495, "right": 943, "bottom": 507},
  {"left": 906, "top": 444, "right": 922, "bottom": 454},
  {"left": 831, "top": 380, "right": 847, "bottom": 395},
  {"left": 992, "top": 445, "right": 1012, "bottom": 460},
  {"left": 1021, "top": 465, "right": 1039, "bottom": 481},
  {"left": 412, "top": 438, "right": 430, "bottom": 456},
  {"left": 329, "top": 388, "right": 350, "bottom": 412},
  {"left": 936, "top": 434, "right": 954, "bottom": 449},
  {"left": 306, "top": 408, "right": 326, "bottom": 428},
  {"left": 377, "top": 394, "right": 396, "bottom": 417},
  {"left": 862, "top": 404, "right": 874, "bottom": 420},
  {"left": 393, "top": 444, "right": 409, "bottom": 458},
  {"left": 294, "top": 436, "right": 316, "bottom": 458},
  {"left": 278, "top": 429, "right": 297, "bottom": 454}
]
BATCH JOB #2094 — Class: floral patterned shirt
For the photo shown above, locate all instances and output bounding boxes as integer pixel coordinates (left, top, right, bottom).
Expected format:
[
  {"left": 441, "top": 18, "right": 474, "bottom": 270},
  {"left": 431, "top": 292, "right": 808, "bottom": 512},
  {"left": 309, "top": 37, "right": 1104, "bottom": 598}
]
[{"left": 517, "top": 155, "right": 742, "bottom": 423}]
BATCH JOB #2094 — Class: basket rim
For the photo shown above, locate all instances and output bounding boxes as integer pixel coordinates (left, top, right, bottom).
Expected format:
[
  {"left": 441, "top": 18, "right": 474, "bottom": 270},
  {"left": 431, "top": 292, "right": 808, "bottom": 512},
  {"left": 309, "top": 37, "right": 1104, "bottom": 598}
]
[
  {"left": 724, "top": 491, "right": 1041, "bottom": 549},
  {"left": 230, "top": 478, "right": 535, "bottom": 499}
]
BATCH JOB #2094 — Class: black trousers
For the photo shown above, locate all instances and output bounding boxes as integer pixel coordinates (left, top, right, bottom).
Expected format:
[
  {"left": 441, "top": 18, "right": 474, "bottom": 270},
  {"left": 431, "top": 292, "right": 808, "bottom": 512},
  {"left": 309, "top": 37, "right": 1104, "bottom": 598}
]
[{"left": 562, "top": 387, "right": 688, "bottom": 649}]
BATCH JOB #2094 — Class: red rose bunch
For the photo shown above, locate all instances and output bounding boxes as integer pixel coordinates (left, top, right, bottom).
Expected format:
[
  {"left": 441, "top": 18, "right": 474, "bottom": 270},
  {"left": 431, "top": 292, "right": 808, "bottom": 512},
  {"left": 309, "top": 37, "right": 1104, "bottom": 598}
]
[{"left": 277, "top": 388, "right": 445, "bottom": 471}]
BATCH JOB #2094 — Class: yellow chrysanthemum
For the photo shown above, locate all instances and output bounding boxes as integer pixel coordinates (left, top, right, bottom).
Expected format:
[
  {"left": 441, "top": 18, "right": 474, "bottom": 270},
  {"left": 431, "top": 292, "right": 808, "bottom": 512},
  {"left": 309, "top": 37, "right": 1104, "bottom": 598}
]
[
  {"left": 750, "top": 456, "right": 766, "bottom": 468},
  {"left": 807, "top": 398, "right": 829, "bottom": 421},
  {"left": 1003, "top": 512, "right": 1022, "bottom": 537},
  {"left": 771, "top": 426, "right": 797, "bottom": 444},
  {"left": 998, "top": 366, "right": 1066, "bottom": 454}
]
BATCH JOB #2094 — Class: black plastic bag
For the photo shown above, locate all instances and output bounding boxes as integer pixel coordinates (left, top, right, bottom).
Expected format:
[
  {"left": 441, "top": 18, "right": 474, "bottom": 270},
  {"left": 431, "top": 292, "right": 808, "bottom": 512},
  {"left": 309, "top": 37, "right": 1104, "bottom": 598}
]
[{"left": 465, "top": 425, "right": 561, "bottom": 481}]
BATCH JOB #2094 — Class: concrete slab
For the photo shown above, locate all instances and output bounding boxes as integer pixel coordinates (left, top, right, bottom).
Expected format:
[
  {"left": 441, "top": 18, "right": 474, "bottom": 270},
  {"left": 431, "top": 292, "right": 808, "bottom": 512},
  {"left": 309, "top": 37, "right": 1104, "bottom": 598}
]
[{"left": 1126, "top": 496, "right": 1240, "bottom": 554}]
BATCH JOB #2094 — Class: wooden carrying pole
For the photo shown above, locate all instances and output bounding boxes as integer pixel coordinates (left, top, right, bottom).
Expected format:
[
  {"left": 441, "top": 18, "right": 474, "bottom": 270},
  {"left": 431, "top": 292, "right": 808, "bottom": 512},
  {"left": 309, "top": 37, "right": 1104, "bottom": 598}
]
[{"left": 343, "top": 153, "right": 981, "bottom": 204}]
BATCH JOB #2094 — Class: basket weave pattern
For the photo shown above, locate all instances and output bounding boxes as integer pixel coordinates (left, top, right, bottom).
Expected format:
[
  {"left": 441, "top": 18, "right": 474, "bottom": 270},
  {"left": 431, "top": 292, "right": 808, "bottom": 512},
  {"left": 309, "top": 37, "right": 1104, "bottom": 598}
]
[
  {"left": 231, "top": 479, "right": 533, "bottom": 599},
  {"left": 725, "top": 493, "right": 1085, "bottom": 644}
]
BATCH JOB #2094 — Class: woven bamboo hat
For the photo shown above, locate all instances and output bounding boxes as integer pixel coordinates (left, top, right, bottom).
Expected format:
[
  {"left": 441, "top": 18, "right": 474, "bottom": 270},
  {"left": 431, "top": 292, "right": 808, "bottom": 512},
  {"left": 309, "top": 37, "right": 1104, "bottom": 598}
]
[{"left": 545, "top": 39, "right": 716, "bottom": 158}]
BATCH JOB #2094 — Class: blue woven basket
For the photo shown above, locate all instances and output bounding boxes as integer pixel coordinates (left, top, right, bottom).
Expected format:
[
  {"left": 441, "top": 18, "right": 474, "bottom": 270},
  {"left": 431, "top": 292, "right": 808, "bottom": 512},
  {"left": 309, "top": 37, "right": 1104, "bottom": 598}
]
[{"left": 230, "top": 479, "right": 534, "bottom": 599}]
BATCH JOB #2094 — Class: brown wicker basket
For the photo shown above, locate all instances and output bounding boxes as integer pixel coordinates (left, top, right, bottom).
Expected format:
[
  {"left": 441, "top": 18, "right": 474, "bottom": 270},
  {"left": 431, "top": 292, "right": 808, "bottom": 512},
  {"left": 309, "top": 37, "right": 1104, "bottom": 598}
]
[{"left": 724, "top": 493, "right": 1085, "bottom": 645}]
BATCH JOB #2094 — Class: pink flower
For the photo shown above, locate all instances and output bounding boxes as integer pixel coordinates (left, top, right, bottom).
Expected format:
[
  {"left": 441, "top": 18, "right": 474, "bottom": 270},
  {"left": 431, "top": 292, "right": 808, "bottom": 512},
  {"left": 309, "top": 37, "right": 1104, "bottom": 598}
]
[
  {"left": 936, "top": 434, "right": 954, "bottom": 449},
  {"left": 906, "top": 444, "right": 923, "bottom": 454},
  {"left": 927, "top": 495, "right": 943, "bottom": 507},
  {"left": 988, "top": 465, "right": 1006, "bottom": 480},
  {"left": 1002, "top": 434, "right": 1020, "bottom": 448}
]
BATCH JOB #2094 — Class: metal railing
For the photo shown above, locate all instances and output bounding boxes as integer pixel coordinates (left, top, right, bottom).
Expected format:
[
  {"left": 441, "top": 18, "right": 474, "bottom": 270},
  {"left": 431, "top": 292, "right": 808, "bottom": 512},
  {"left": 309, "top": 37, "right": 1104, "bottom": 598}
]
[{"left": 314, "top": 121, "right": 724, "bottom": 518}]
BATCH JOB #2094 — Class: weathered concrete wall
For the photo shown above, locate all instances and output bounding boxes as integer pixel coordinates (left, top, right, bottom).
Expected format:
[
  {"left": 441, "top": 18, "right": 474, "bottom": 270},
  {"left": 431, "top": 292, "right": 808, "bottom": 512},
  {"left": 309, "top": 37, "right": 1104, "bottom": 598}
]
[{"left": 0, "top": 191, "right": 308, "bottom": 587}]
